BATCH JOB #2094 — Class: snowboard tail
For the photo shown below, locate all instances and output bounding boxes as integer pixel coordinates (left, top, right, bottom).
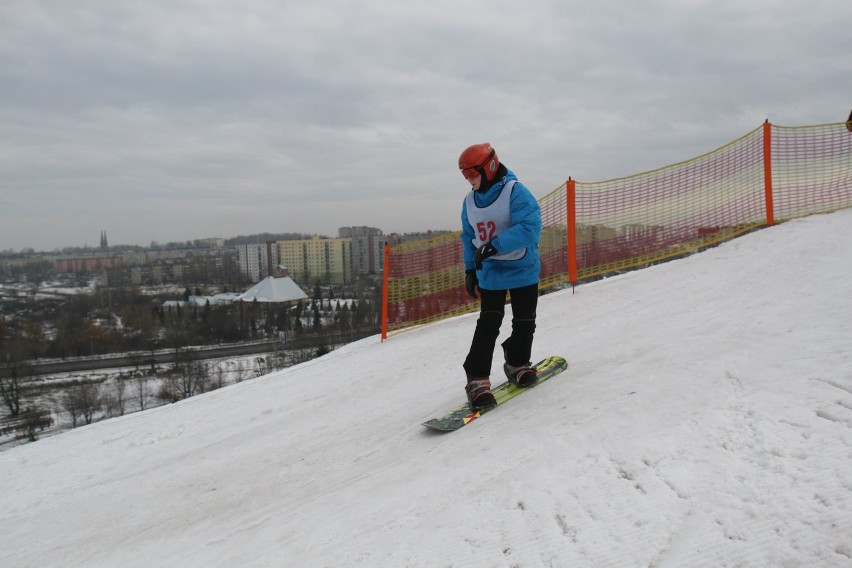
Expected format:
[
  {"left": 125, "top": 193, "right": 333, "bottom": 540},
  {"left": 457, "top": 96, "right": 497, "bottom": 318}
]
[{"left": 423, "top": 356, "right": 567, "bottom": 432}]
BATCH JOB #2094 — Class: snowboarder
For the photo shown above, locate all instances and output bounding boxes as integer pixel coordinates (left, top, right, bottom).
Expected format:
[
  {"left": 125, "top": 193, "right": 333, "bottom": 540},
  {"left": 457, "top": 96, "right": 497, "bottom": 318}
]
[{"left": 458, "top": 143, "right": 542, "bottom": 408}]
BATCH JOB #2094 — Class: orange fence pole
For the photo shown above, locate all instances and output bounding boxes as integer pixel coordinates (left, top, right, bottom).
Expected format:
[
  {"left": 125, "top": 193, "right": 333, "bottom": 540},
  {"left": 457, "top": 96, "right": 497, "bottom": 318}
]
[
  {"left": 381, "top": 243, "right": 390, "bottom": 341},
  {"left": 763, "top": 120, "right": 775, "bottom": 226},
  {"left": 566, "top": 178, "right": 578, "bottom": 284}
]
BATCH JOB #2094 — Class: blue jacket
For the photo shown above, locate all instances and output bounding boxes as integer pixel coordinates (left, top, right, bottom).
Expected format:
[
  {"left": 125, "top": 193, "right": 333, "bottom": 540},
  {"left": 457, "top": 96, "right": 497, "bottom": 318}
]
[{"left": 461, "top": 168, "right": 541, "bottom": 290}]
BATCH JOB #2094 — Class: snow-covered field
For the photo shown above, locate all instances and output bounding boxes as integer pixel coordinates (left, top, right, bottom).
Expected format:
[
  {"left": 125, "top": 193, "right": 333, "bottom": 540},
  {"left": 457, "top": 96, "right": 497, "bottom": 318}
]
[{"left": 2, "top": 209, "right": 851, "bottom": 567}]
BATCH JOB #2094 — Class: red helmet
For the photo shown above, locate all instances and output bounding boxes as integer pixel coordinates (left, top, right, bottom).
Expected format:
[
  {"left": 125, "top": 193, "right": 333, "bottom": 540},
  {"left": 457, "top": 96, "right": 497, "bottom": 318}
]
[{"left": 459, "top": 143, "right": 500, "bottom": 182}]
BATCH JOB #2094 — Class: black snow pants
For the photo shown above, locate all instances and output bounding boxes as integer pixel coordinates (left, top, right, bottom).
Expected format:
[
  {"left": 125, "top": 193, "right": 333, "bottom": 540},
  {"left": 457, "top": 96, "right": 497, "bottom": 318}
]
[{"left": 463, "top": 282, "right": 538, "bottom": 379}]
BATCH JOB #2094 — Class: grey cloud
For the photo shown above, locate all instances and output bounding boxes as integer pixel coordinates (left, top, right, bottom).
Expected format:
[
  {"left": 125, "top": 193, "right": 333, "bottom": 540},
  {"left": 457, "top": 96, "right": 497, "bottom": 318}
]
[{"left": 1, "top": 0, "right": 851, "bottom": 250}]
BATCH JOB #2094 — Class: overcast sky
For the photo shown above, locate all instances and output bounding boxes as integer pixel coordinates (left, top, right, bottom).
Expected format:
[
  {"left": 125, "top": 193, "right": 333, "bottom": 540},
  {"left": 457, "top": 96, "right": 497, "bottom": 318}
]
[{"left": 2, "top": 0, "right": 850, "bottom": 252}]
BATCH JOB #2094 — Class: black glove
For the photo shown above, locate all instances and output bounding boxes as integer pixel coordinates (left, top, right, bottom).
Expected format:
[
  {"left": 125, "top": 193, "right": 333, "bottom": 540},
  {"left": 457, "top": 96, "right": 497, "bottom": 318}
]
[
  {"left": 465, "top": 269, "right": 479, "bottom": 298},
  {"left": 473, "top": 241, "right": 498, "bottom": 270}
]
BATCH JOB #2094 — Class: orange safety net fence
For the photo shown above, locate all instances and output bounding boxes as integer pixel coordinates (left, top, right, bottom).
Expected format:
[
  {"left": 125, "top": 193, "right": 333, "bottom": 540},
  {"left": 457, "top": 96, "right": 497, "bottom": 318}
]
[
  {"left": 572, "top": 124, "right": 769, "bottom": 280},
  {"left": 382, "top": 122, "right": 852, "bottom": 339},
  {"left": 771, "top": 123, "right": 852, "bottom": 221}
]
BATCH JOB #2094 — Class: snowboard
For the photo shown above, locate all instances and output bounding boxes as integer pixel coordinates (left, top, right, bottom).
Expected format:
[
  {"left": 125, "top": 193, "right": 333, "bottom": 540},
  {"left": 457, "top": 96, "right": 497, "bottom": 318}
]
[{"left": 423, "top": 356, "right": 568, "bottom": 432}]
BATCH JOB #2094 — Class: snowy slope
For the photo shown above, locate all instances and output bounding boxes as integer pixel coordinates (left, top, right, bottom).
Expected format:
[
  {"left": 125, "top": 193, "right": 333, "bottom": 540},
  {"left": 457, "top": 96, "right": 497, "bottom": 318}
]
[{"left": 2, "top": 209, "right": 852, "bottom": 567}]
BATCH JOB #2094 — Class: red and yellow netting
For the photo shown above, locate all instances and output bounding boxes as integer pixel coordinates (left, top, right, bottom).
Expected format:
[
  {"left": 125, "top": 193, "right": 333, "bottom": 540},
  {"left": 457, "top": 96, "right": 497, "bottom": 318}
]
[
  {"left": 771, "top": 123, "right": 852, "bottom": 221},
  {"left": 382, "top": 122, "right": 852, "bottom": 339}
]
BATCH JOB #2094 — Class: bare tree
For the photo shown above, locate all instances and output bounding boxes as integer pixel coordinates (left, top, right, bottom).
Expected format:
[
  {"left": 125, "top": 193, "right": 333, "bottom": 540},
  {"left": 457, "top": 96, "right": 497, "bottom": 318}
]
[
  {"left": 0, "top": 359, "right": 29, "bottom": 417},
  {"left": 61, "top": 383, "right": 103, "bottom": 427},
  {"left": 0, "top": 403, "right": 53, "bottom": 442},
  {"left": 160, "top": 350, "right": 209, "bottom": 402},
  {"left": 175, "top": 352, "right": 208, "bottom": 399},
  {"left": 156, "top": 377, "right": 180, "bottom": 405},
  {"left": 254, "top": 356, "right": 268, "bottom": 378},
  {"left": 181, "top": 359, "right": 208, "bottom": 397},
  {"left": 214, "top": 364, "right": 227, "bottom": 390},
  {"left": 133, "top": 373, "right": 150, "bottom": 411},
  {"left": 234, "top": 360, "right": 248, "bottom": 383},
  {"left": 102, "top": 376, "right": 128, "bottom": 418},
  {"left": 20, "top": 404, "right": 53, "bottom": 441},
  {"left": 113, "top": 375, "right": 127, "bottom": 416}
]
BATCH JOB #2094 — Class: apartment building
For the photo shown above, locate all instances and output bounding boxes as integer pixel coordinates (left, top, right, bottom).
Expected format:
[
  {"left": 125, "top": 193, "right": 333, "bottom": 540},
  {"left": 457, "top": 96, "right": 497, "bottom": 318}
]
[
  {"left": 276, "top": 236, "right": 352, "bottom": 285},
  {"left": 236, "top": 243, "right": 279, "bottom": 283},
  {"left": 338, "top": 226, "right": 386, "bottom": 276}
]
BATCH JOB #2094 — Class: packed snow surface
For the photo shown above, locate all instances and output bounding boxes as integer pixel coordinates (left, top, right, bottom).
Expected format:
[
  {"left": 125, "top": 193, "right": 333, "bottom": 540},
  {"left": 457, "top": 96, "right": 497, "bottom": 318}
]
[{"left": 2, "top": 210, "right": 852, "bottom": 567}]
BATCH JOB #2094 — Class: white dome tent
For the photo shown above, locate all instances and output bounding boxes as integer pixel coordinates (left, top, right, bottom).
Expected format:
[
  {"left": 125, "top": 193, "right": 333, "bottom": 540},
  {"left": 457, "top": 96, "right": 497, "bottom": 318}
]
[{"left": 237, "top": 268, "right": 308, "bottom": 304}]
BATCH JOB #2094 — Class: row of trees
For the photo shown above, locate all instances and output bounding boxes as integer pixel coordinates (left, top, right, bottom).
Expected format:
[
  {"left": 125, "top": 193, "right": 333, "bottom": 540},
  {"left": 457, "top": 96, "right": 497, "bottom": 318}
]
[
  {"left": 2, "top": 281, "right": 381, "bottom": 361},
  {"left": 1, "top": 339, "right": 341, "bottom": 444},
  {"left": 1, "top": 277, "right": 382, "bottom": 445}
]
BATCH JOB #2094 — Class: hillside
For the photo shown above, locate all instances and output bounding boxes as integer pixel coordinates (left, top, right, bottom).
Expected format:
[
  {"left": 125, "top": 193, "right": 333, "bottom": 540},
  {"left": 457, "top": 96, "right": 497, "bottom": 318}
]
[{"left": 2, "top": 209, "right": 851, "bottom": 567}]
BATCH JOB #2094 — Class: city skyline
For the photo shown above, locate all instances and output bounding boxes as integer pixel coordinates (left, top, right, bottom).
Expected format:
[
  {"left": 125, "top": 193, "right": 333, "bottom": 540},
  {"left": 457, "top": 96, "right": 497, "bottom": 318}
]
[{"left": 1, "top": 224, "right": 452, "bottom": 255}]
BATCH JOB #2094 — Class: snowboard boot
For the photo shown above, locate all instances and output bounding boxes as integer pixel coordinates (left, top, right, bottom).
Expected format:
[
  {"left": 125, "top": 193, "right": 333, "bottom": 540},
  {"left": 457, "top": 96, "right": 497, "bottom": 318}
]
[
  {"left": 465, "top": 377, "right": 497, "bottom": 409},
  {"left": 503, "top": 361, "right": 538, "bottom": 387}
]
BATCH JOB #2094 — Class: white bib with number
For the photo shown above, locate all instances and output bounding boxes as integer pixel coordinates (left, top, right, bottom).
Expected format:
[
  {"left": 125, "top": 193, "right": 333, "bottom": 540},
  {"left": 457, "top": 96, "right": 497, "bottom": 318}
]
[{"left": 465, "top": 180, "right": 525, "bottom": 261}]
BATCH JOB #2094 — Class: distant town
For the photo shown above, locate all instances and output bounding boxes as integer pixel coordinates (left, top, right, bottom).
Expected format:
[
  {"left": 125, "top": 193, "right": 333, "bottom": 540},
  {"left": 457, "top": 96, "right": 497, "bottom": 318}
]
[
  {"left": 0, "top": 226, "right": 454, "bottom": 289},
  {"left": 0, "top": 226, "right": 452, "bottom": 446}
]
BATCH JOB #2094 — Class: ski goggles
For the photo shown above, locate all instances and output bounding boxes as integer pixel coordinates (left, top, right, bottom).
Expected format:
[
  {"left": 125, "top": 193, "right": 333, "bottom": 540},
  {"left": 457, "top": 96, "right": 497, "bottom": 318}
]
[{"left": 460, "top": 167, "right": 482, "bottom": 181}]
